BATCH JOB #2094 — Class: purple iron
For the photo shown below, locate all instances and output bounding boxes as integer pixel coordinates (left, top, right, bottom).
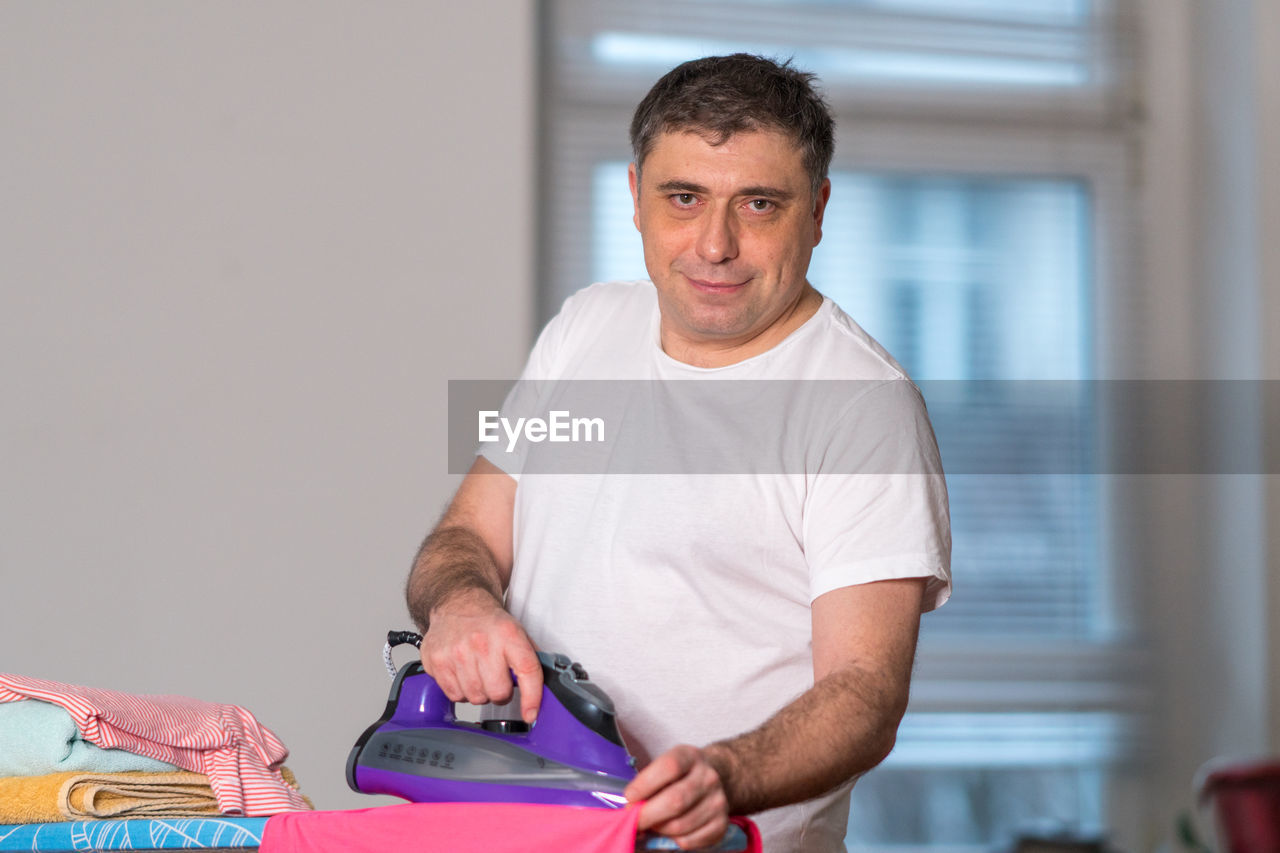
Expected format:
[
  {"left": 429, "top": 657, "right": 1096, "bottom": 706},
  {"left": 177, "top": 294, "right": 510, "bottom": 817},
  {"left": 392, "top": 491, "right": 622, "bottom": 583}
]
[
  {"left": 348, "top": 633, "right": 752, "bottom": 852},
  {"left": 347, "top": 639, "right": 636, "bottom": 808}
]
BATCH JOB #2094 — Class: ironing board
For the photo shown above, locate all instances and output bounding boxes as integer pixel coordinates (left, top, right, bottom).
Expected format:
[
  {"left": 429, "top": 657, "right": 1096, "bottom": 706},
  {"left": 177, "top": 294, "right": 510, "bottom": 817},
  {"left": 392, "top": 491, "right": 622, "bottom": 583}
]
[{"left": 0, "top": 817, "right": 266, "bottom": 852}]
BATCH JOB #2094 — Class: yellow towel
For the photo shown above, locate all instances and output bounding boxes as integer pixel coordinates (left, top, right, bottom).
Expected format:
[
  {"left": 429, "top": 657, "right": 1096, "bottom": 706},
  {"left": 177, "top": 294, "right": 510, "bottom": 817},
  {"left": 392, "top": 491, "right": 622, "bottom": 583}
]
[
  {"left": 63, "top": 770, "right": 220, "bottom": 819},
  {"left": 0, "top": 767, "right": 308, "bottom": 823},
  {"left": 0, "top": 770, "right": 70, "bottom": 823}
]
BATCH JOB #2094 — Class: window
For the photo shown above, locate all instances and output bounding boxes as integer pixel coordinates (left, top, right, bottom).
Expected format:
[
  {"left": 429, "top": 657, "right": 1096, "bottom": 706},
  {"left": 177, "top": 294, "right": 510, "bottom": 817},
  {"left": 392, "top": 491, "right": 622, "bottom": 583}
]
[{"left": 541, "top": 1, "right": 1144, "bottom": 848}]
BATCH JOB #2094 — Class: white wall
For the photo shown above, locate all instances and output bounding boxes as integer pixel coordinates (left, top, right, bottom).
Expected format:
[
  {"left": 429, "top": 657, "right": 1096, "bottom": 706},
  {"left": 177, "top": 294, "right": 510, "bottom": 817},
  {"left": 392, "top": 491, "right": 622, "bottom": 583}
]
[
  {"left": 0, "top": 2, "right": 535, "bottom": 811},
  {"left": 1257, "top": 0, "right": 1280, "bottom": 758},
  {"left": 1136, "top": 0, "right": 1279, "bottom": 846}
]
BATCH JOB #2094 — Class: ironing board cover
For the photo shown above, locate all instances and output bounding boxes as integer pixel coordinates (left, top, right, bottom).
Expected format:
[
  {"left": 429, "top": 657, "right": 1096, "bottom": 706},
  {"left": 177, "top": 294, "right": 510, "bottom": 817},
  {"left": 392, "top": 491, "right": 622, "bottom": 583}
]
[{"left": 0, "top": 817, "right": 266, "bottom": 851}]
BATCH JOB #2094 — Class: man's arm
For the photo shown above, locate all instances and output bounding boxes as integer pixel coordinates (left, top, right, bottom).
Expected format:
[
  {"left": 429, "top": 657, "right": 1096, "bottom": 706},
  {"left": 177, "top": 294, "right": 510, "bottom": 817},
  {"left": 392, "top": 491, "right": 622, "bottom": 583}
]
[
  {"left": 405, "top": 456, "right": 543, "bottom": 723},
  {"left": 625, "top": 577, "right": 925, "bottom": 850}
]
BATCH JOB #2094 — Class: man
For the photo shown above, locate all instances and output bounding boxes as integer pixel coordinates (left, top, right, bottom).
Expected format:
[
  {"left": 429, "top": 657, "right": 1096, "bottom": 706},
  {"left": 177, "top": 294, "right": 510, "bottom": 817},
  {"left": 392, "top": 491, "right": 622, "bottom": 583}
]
[{"left": 407, "top": 55, "right": 951, "bottom": 852}]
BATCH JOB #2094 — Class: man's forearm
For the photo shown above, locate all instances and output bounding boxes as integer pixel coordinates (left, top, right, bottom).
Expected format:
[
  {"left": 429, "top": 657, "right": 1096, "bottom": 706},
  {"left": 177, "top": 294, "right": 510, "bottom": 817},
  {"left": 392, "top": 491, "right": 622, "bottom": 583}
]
[
  {"left": 704, "top": 663, "right": 908, "bottom": 815},
  {"left": 405, "top": 526, "right": 505, "bottom": 632}
]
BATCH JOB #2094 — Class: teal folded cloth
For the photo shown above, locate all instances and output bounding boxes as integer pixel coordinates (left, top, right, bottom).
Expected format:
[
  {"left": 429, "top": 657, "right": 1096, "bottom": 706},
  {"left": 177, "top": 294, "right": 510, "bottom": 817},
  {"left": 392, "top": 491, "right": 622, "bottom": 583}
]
[{"left": 0, "top": 700, "right": 179, "bottom": 776}]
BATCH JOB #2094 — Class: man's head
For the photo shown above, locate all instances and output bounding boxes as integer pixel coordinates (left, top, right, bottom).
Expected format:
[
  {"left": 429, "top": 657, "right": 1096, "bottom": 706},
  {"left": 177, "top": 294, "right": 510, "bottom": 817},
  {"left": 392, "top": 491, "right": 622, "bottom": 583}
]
[
  {"left": 629, "top": 54, "right": 835, "bottom": 200},
  {"left": 627, "top": 55, "right": 835, "bottom": 366}
]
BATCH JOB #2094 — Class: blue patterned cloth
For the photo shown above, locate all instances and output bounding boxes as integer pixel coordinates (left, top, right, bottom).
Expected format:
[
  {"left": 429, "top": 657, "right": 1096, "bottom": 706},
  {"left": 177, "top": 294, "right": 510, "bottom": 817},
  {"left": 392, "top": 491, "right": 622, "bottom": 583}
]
[{"left": 0, "top": 818, "right": 266, "bottom": 851}]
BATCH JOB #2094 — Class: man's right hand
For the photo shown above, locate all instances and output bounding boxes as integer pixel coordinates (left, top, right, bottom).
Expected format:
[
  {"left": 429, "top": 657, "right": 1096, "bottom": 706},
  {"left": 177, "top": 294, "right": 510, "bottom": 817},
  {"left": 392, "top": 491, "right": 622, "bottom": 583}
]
[{"left": 419, "top": 586, "right": 544, "bottom": 724}]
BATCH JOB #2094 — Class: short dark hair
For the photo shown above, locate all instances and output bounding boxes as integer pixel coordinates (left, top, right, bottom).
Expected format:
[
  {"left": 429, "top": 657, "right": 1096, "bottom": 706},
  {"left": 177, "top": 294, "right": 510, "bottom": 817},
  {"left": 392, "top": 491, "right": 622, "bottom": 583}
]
[{"left": 629, "top": 54, "right": 835, "bottom": 197}]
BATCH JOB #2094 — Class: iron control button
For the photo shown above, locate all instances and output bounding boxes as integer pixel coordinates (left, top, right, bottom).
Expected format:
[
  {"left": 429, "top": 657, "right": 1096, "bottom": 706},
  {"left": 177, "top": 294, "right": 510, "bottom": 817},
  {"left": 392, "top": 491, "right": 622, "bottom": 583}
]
[{"left": 570, "top": 662, "right": 589, "bottom": 681}]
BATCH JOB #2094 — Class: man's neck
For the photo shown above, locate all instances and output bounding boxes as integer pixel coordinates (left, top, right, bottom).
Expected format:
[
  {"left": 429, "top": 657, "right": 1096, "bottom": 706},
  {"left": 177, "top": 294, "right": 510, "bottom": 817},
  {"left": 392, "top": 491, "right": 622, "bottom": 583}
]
[{"left": 659, "top": 285, "right": 823, "bottom": 369}]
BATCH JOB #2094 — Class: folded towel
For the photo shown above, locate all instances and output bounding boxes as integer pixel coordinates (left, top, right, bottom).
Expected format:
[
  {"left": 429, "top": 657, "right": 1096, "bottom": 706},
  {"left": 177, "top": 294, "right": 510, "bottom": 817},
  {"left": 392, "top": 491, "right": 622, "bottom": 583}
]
[
  {"left": 0, "top": 700, "right": 180, "bottom": 776},
  {"left": 0, "top": 771, "right": 216, "bottom": 824},
  {"left": 0, "top": 771, "right": 69, "bottom": 824},
  {"left": 0, "top": 768, "right": 306, "bottom": 824},
  {"left": 0, "top": 674, "right": 310, "bottom": 816},
  {"left": 63, "top": 771, "right": 220, "bottom": 819}
]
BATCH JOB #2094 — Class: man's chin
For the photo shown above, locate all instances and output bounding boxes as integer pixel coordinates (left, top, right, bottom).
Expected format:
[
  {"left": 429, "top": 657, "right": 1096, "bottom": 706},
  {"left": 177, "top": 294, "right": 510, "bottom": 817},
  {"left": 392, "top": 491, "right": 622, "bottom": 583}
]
[{"left": 673, "top": 313, "right": 757, "bottom": 344}]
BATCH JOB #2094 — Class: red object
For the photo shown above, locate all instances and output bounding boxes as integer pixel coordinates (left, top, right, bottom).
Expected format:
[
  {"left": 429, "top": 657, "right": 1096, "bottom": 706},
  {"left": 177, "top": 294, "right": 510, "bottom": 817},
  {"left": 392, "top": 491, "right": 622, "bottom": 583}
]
[
  {"left": 1199, "top": 758, "right": 1280, "bottom": 853},
  {"left": 731, "top": 816, "right": 763, "bottom": 851},
  {"left": 0, "top": 673, "right": 308, "bottom": 816},
  {"left": 261, "top": 803, "right": 763, "bottom": 852}
]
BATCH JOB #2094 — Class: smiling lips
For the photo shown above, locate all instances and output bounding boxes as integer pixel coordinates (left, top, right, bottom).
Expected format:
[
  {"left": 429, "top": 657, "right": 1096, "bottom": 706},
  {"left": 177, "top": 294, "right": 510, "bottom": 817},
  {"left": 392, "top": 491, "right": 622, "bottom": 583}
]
[{"left": 686, "top": 275, "right": 748, "bottom": 293}]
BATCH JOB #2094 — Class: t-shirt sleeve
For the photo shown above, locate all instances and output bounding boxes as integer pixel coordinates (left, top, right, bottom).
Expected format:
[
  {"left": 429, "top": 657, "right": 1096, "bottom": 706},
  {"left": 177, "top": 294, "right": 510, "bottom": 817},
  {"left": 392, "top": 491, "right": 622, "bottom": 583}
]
[{"left": 803, "top": 379, "right": 952, "bottom": 611}]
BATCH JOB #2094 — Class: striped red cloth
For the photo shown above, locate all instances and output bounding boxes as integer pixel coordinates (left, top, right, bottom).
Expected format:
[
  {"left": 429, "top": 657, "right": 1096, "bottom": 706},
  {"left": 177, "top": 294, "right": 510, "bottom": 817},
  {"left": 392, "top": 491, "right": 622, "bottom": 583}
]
[{"left": 0, "top": 673, "right": 309, "bottom": 817}]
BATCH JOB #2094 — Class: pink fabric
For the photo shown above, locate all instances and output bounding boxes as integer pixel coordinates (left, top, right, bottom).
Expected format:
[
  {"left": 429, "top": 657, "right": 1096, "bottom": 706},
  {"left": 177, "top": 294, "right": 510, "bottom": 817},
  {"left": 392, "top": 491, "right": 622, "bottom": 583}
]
[
  {"left": 261, "top": 802, "right": 643, "bottom": 853},
  {"left": 262, "top": 803, "right": 764, "bottom": 852},
  {"left": 0, "top": 673, "right": 309, "bottom": 816}
]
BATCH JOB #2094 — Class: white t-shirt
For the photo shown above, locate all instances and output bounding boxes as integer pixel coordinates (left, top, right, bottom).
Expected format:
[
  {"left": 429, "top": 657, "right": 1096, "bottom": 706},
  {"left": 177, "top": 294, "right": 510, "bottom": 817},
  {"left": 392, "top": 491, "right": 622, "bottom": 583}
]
[{"left": 481, "top": 281, "right": 951, "bottom": 853}]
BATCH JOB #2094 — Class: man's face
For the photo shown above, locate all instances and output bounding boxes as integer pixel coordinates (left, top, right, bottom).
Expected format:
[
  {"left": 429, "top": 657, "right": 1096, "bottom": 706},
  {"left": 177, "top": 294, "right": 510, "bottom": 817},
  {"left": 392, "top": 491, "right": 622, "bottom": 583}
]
[{"left": 628, "top": 128, "right": 830, "bottom": 363}]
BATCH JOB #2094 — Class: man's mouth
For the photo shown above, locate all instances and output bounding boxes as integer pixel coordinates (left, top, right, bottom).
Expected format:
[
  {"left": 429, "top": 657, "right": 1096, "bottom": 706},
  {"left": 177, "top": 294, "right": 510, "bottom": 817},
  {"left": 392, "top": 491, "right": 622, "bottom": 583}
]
[{"left": 685, "top": 275, "right": 748, "bottom": 293}]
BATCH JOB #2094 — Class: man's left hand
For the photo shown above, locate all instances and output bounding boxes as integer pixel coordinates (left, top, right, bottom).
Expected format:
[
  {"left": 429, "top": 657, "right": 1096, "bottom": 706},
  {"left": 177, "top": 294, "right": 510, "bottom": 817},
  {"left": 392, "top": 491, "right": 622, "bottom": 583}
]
[{"left": 625, "top": 744, "right": 733, "bottom": 851}]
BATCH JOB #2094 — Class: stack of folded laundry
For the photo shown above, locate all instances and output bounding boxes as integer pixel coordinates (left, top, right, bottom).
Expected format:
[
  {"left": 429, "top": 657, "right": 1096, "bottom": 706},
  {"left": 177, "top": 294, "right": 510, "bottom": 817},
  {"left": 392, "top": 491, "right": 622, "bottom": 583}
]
[{"left": 0, "top": 674, "right": 311, "bottom": 826}]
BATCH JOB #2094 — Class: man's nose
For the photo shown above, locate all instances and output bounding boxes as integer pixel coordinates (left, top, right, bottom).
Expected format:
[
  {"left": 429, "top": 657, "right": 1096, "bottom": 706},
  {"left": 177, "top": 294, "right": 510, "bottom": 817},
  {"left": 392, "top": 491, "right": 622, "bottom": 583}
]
[{"left": 695, "top": 205, "right": 739, "bottom": 263}]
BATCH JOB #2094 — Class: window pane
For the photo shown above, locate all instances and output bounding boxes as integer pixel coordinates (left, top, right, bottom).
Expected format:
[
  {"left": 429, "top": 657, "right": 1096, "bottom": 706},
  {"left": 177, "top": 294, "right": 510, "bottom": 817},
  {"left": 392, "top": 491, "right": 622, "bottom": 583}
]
[
  {"left": 592, "top": 162, "right": 646, "bottom": 283},
  {"left": 815, "top": 173, "right": 1090, "bottom": 381},
  {"left": 850, "top": 0, "right": 1091, "bottom": 22},
  {"left": 815, "top": 172, "right": 1101, "bottom": 640},
  {"left": 569, "top": 0, "right": 1106, "bottom": 92},
  {"left": 845, "top": 712, "right": 1130, "bottom": 848},
  {"left": 847, "top": 765, "right": 1105, "bottom": 849},
  {"left": 590, "top": 32, "right": 1088, "bottom": 87}
]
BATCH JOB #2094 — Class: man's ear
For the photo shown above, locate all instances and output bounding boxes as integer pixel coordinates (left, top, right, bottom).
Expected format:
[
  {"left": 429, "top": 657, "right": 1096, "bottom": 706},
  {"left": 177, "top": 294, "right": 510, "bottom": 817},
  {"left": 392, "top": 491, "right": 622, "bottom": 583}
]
[
  {"left": 628, "top": 162, "right": 641, "bottom": 232},
  {"left": 812, "top": 178, "right": 832, "bottom": 246}
]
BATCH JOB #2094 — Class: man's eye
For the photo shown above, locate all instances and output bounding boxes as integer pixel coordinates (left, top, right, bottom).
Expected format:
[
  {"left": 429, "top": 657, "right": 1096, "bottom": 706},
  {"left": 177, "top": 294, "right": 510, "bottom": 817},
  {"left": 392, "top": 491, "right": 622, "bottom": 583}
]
[
  {"left": 747, "top": 199, "right": 774, "bottom": 212},
  {"left": 672, "top": 193, "right": 697, "bottom": 206}
]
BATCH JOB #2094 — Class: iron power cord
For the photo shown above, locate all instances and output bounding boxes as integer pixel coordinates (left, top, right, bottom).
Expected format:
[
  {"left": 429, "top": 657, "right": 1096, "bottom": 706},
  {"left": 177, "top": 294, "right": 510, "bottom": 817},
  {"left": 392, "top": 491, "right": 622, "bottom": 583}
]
[{"left": 383, "top": 630, "right": 423, "bottom": 678}]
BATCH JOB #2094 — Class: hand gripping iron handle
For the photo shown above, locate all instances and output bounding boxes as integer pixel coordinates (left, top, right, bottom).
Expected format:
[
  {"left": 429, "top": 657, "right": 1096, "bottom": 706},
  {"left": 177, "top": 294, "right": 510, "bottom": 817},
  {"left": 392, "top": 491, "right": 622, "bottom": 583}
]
[{"left": 381, "top": 630, "right": 625, "bottom": 748}]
